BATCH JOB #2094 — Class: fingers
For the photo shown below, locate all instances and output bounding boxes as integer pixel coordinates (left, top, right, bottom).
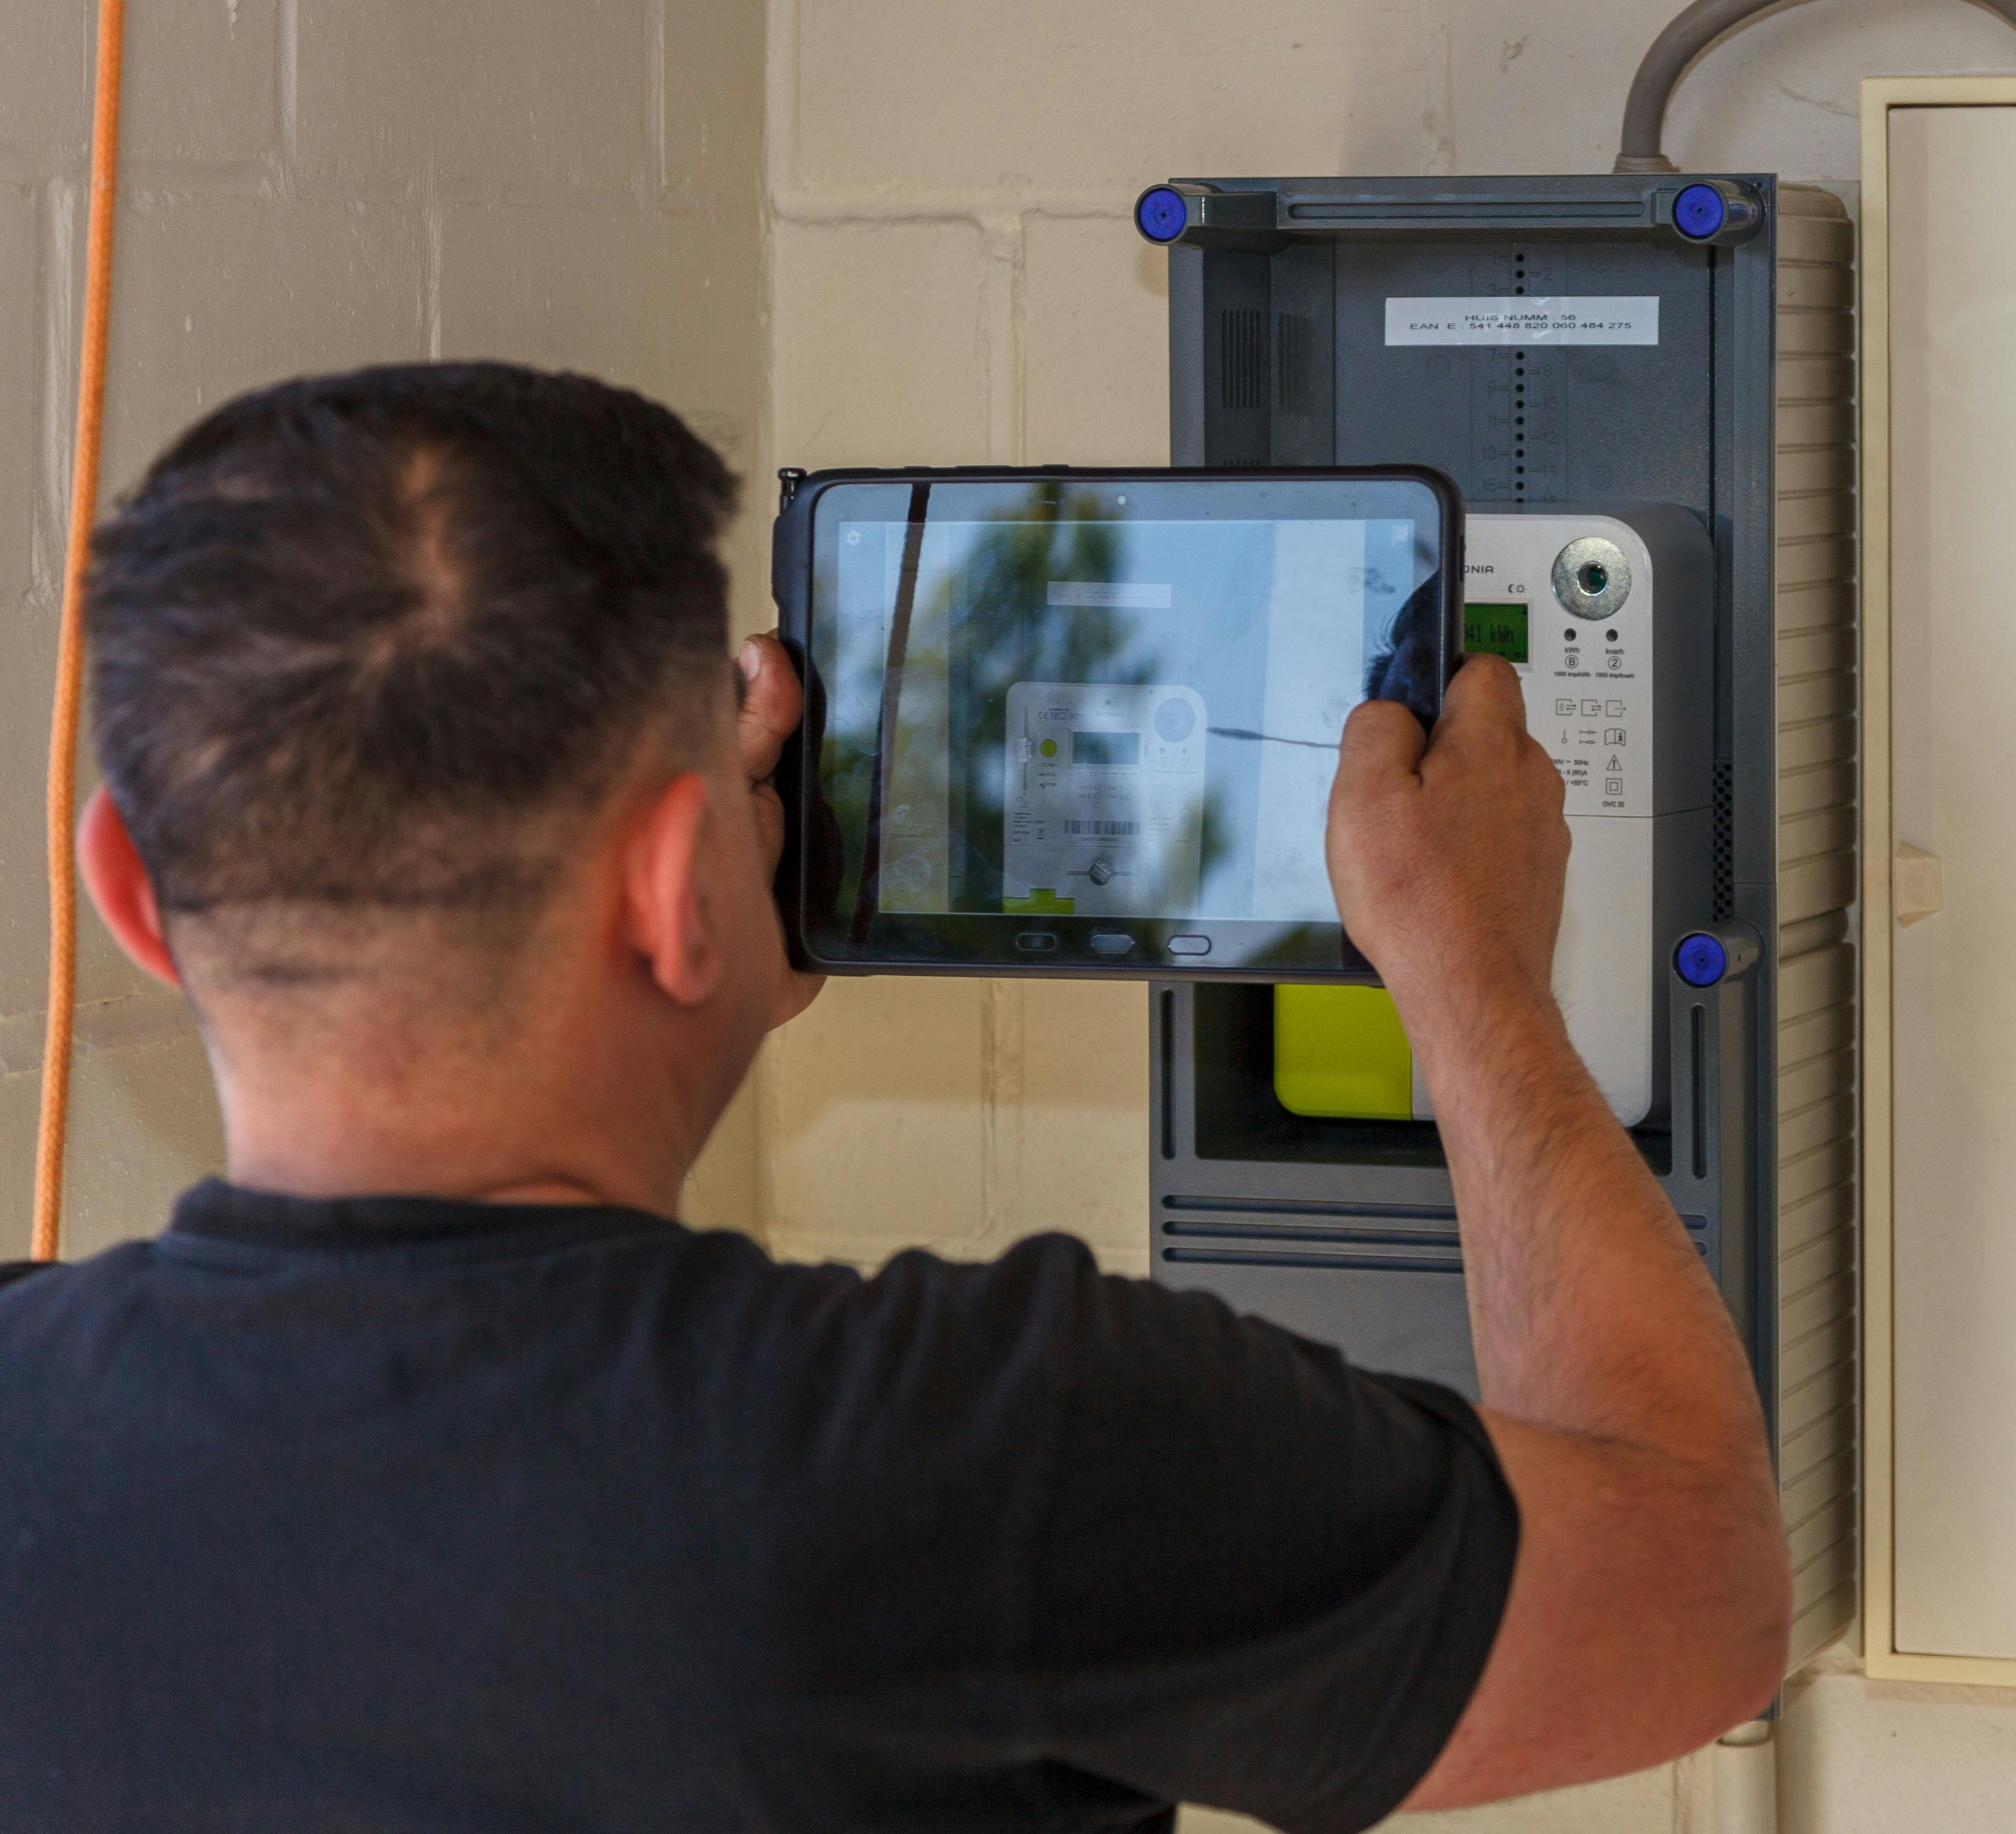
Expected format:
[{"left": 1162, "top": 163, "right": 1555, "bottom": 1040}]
[
  {"left": 1325, "top": 649, "right": 1572, "bottom": 1013},
  {"left": 731, "top": 632, "right": 827, "bottom": 1033},
  {"left": 1416, "top": 655, "right": 1542, "bottom": 800},
  {"left": 735, "top": 632, "right": 802, "bottom": 785},
  {"left": 1337, "top": 696, "right": 1430, "bottom": 789},
  {"left": 1436, "top": 653, "right": 1531, "bottom": 741},
  {"left": 1328, "top": 701, "right": 1428, "bottom": 923}
]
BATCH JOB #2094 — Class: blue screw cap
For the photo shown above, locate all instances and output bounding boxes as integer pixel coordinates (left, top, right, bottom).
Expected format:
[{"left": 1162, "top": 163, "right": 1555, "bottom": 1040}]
[
  {"left": 1675, "top": 932, "right": 1729, "bottom": 987},
  {"left": 1674, "top": 182, "right": 1727, "bottom": 241},
  {"left": 1135, "top": 186, "right": 1189, "bottom": 245}
]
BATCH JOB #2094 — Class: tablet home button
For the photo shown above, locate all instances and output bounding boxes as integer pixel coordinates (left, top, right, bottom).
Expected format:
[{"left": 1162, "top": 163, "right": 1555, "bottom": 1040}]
[
  {"left": 1016, "top": 932, "right": 1058, "bottom": 953},
  {"left": 1166, "top": 935, "right": 1212, "bottom": 957},
  {"left": 1090, "top": 933, "right": 1136, "bottom": 955}
]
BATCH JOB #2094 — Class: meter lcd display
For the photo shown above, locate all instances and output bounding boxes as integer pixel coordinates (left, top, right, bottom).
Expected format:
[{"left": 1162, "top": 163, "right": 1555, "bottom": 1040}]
[
  {"left": 1464, "top": 600, "right": 1529, "bottom": 665},
  {"left": 776, "top": 467, "right": 1461, "bottom": 978}
]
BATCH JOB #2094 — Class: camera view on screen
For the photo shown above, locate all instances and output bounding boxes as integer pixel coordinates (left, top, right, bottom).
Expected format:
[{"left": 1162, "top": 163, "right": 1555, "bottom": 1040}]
[{"left": 804, "top": 479, "right": 1444, "bottom": 954}]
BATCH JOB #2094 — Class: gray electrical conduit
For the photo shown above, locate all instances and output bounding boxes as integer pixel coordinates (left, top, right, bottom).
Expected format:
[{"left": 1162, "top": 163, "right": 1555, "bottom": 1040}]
[{"left": 1616, "top": 0, "right": 2016, "bottom": 172}]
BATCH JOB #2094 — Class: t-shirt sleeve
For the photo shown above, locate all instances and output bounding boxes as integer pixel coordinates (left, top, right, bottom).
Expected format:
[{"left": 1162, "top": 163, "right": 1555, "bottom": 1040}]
[{"left": 1023, "top": 1240, "right": 1519, "bottom": 1833}]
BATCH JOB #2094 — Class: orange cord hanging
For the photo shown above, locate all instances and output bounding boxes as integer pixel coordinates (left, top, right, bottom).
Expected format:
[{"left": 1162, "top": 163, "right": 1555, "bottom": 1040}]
[{"left": 32, "top": 0, "right": 127, "bottom": 1262}]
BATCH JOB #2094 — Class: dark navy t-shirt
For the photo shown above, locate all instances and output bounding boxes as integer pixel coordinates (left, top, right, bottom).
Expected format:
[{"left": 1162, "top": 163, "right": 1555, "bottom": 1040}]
[{"left": 0, "top": 1181, "right": 1517, "bottom": 1833}]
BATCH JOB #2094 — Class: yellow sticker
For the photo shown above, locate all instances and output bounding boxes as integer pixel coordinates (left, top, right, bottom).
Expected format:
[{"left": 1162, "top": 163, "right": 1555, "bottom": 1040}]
[
  {"left": 1273, "top": 983, "right": 1413, "bottom": 1120},
  {"left": 1003, "top": 888, "right": 1077, "bottom": 915}
]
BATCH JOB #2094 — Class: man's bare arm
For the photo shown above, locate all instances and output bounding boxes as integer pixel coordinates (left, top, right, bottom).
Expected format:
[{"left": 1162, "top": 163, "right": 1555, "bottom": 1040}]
[{"left": 1324, "top": 658, "right": 1789, "bottom": 1810}]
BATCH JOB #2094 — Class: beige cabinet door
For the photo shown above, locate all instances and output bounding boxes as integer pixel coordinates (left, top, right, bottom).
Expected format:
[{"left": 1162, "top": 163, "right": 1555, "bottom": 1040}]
[{"left": 1888, "top": 103, "right": 2016, "bottom": 1659}]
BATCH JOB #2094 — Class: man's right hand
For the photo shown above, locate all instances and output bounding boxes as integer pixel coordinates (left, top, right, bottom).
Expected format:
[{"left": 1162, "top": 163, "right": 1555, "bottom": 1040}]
[
  {"left": 1324, "top": 655, "right": 1789, "bottom": 1811},
  {"left": 1326, "top": 655, "right": 1569, "bottom": 1022}
]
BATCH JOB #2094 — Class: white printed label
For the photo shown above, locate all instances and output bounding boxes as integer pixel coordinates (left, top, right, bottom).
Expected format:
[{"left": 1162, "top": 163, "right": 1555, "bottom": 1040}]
[{"left": 1384, "top": 295, "right": 1659, "bottom": 347}]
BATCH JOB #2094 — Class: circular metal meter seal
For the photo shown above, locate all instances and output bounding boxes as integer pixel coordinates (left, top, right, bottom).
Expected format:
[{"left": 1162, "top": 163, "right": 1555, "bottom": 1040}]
[{"left": 1551, "top": 536, "right": 1632, "bottom": 621}]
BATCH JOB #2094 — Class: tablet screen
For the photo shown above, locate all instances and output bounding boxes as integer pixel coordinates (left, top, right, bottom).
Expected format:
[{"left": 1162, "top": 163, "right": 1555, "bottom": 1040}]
[{"left": 798, "top": 473, "right": 1451, "bottom": 972}]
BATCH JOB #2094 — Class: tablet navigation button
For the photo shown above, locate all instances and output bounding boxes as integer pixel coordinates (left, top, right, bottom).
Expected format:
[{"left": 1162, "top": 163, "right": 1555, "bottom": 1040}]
[
  {"left": 1166, "top": 935, "right": 1212, "bottom": 957},
  {"left": 1090, "top": 933, "right": 1136, "bottom": 955},
  {"left": 1015, "top": 932, "right": 1058, "bottom": 953}
]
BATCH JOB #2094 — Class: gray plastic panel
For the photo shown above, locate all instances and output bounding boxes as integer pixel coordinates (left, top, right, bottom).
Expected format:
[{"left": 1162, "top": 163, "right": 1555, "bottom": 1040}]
[
  {"left": 1326, "top": 242, "right": 1711, "bottom": 508},
  {"left": 1152, "top": 175, "right": 1778, "bottom": 1414},
  {"left": 1147, "top": 170, "right": 1858, "bottom": 1676}
]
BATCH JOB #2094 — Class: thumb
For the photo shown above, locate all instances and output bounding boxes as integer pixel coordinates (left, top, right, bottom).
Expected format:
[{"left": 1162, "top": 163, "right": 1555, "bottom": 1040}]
[{"left": 735, "top": 632, "right": 802, "bottom": 784}]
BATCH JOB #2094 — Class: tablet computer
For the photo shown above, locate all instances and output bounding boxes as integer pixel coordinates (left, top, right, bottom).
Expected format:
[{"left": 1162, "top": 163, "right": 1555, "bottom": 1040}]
[{"left": 772, "top": 466, "right": 1462, "bottom": 980}]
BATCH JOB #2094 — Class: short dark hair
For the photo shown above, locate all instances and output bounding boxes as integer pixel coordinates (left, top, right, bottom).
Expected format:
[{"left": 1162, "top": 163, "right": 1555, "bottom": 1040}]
[{"left": 88, "top": 362, "right": 738, "bottom": 931}]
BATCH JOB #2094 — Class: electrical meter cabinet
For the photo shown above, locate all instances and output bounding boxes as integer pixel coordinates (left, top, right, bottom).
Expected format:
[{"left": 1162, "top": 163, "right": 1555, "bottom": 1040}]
[
  {"left": 1141, "top": 176, "right": 1857, "bottom": 1669},
  {"left": 1276, "top": 507, "right": 1712, "bottom": 1133}
]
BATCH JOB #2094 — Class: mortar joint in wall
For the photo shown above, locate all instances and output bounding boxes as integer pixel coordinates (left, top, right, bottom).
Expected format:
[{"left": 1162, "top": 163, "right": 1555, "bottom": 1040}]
[
  {"left": 770, "top": 185, "right": 1139, "bottom": 226},
  {"left": 978, "top": 213, "right": 1022, "bottom": 260}
]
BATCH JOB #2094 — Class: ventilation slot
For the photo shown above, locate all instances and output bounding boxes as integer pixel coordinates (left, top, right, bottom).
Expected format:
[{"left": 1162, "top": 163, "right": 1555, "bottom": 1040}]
[
  {"left": 1712, "top": 760, "right": 1734, "bottom": 921},
  {"left": 1276, "top": 312, "right": 1314, "bottom": 411},
  {"left": 1220, "top": 308, "right": 1267, "bottom": 411},
  {"left": 1512, "top": 251, "right": 1528, "bottom": 502}
]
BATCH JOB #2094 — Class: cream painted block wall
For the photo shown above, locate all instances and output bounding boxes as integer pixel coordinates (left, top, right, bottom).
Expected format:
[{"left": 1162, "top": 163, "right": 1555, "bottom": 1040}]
[
  {"left": 1779, "top": 1662, "right": 2016, "bottom": 1832},
  {"left": 2, "top": 1, "right": 2013, "bottom": 1826},
  {"left": 755, "top": 2, "right": 2016, "bottom": 1830},
  {"left": 0, "top": 0, "right": 770, "bottom": 1254},
  {"left": 757, "top": 0, "right": 2016, "bottom": 1257}
]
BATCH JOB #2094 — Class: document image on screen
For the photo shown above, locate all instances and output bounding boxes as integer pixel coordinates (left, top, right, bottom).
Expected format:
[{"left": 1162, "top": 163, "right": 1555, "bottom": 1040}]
[
  {"left": 1247, "top": 518, "right": 1383, "bottom": 921},
  {"left": 1001, "top": 683, "right": 1208, "bottom": 917},
  {"left": 825, "top": 489, "right": 1419, "bottom": 928}
]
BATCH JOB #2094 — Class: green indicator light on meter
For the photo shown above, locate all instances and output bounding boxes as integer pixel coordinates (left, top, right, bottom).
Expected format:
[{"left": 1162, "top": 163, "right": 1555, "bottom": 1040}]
[{"left": 1464, "top": 601, "right": 1529, "bottom": 665}]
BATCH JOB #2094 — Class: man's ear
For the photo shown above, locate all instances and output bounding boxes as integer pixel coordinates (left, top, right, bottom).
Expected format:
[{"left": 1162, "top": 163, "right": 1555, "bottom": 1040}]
[
  {"left": 77, "top": 787, "right": 180, "bottom": 989},
  {"left": 622, "top": 772, "right": 723, "bottom": 1008}
]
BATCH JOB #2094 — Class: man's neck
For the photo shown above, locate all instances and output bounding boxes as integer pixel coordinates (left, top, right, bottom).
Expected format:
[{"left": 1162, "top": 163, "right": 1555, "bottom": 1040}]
[
  {"left": 210, "top": 1039, "right": 704, "bottom": 1217},
  {"left": 185, "top": 925, "right": 741, "bottom": 1218},
  {"left": 222, "top": 1123, "right": 694, "bottom": 1216}
]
